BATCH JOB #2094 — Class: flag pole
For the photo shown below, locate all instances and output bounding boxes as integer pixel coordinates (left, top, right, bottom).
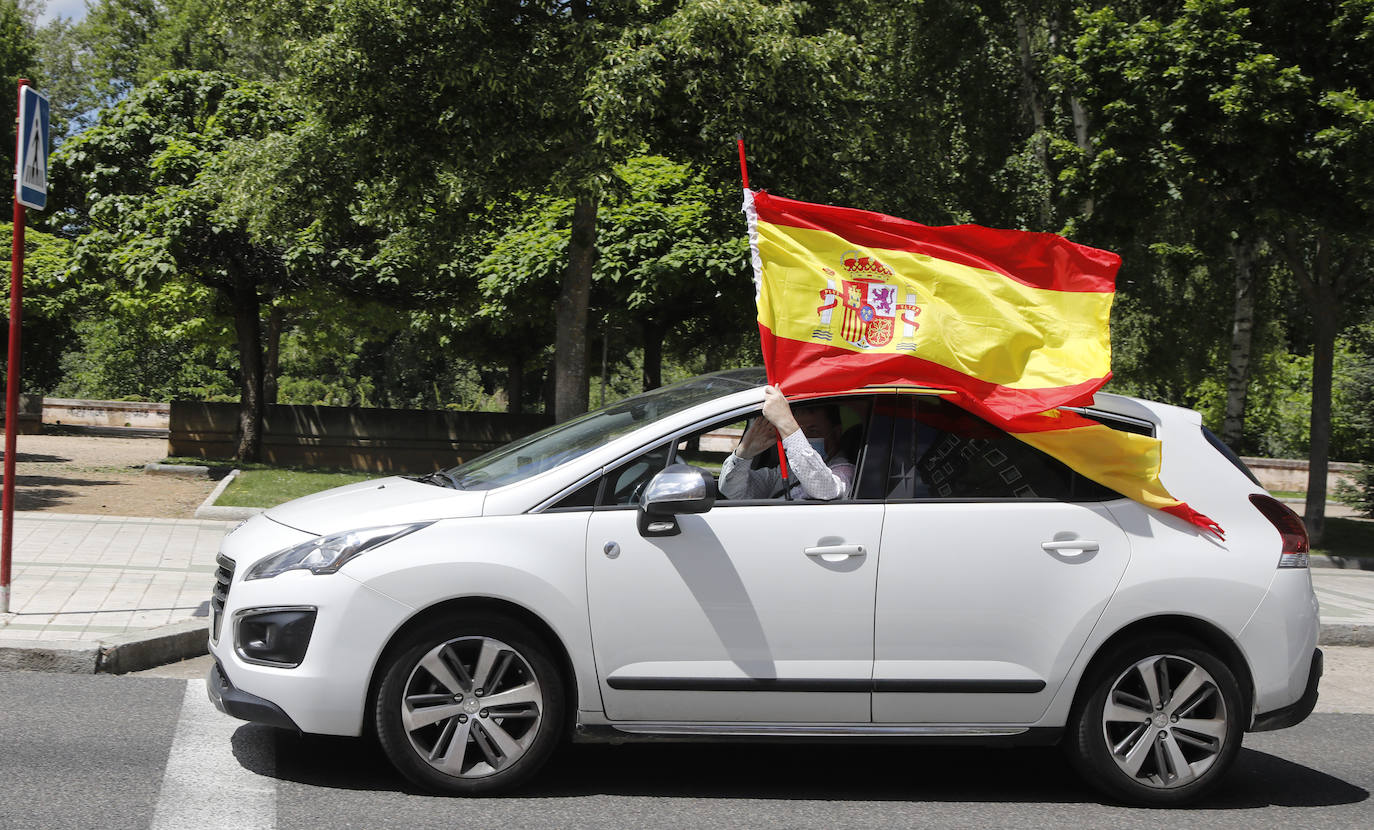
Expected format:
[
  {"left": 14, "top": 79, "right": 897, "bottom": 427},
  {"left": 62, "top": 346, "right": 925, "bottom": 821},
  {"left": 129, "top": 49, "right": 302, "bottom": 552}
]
[
  {"left": 736, "top": 137, "right": 788, "bottom": 485},
  {"left": 2, "top": 78, "right": 30, "bottom": 613}
]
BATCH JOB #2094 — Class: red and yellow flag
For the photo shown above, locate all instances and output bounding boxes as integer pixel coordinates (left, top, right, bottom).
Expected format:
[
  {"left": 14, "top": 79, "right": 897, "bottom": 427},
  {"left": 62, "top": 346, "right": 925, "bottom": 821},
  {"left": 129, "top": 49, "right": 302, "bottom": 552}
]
[{"left": 743, "top": 189, "right": 1222, "bottom": 536}]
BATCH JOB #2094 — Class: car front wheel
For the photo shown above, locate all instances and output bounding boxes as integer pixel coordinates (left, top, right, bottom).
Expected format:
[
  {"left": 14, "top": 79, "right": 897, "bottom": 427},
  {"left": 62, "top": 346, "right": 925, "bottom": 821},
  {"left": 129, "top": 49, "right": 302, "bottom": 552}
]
[
  {"left": 374, "top": 614, "right": 566, "bottom": 795},
  {"left": 1067, "top": 635, "right": 1244, "bottom": 806}
]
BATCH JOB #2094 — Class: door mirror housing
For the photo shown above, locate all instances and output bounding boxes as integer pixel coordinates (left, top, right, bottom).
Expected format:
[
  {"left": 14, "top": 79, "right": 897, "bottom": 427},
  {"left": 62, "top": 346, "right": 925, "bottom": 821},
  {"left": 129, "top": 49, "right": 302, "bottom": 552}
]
[{"left": 637, "top": 464, "right": 716, "bottom": 536}]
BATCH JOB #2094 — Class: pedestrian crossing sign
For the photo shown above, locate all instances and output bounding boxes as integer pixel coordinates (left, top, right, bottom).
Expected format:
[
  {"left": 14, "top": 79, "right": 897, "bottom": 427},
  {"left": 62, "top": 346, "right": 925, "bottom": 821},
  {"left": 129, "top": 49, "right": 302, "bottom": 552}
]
[{"left": 16, "top": 85, "right": 49, "bottom": 211}]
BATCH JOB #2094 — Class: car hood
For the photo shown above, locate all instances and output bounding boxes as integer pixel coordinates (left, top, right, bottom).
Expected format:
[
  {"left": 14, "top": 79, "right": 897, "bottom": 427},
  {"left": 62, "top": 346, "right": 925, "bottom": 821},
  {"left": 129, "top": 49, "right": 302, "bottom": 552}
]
[{"left": 263, "top": 476, "right": 487, "bottom": 535}]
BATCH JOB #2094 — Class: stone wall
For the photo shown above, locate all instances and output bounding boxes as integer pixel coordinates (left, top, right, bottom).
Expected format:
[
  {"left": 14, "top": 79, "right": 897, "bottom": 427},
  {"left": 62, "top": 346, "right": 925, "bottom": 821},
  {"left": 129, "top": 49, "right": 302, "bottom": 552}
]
[
  {"left": 168, "top": 401, "right": 552, "bottom": 473},
  {"left": 43, "top": 398, "right": 171, "bottom": 429},
  {"left": 1241, "top": 457, "right": 1361, "bottom": 494},
  {"left": 0, "top": 393, "right": 43, "bottom": 434}
]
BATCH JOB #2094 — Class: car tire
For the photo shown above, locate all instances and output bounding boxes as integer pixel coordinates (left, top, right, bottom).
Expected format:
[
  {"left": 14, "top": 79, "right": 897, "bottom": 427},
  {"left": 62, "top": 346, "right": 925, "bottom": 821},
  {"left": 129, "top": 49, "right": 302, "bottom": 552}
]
[
  {"left": 1066, "top": 634, "right": 1244, "bottom": 806},
  {"left": 374, "top": 613, "right": 566, "bottom": 795}
]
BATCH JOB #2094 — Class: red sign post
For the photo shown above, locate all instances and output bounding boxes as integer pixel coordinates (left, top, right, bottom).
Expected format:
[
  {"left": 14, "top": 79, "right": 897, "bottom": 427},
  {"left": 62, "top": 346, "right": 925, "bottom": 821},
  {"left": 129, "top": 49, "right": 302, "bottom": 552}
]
[{"left": 3, "top": 78, "right": 46, "bottom": 613}]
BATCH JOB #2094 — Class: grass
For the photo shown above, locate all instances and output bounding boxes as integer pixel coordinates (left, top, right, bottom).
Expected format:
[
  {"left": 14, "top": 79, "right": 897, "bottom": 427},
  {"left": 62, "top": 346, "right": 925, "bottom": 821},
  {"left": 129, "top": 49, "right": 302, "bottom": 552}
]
[
  {"left": 1313, "top": 517, "right": 1374, "bottom": 561},
  {"left": 160, "top": 456, "right": 377, "bottom": 507},
  {"left": 215, "top": 468, "right": 377, "bottom": 508}
]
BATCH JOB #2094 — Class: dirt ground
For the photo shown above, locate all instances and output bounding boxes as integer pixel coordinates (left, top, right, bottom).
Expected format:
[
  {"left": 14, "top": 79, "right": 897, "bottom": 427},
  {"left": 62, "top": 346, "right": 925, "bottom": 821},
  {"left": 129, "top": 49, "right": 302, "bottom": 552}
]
[{"left": 2, "top": 433, "right": 217, "bottom": 518}]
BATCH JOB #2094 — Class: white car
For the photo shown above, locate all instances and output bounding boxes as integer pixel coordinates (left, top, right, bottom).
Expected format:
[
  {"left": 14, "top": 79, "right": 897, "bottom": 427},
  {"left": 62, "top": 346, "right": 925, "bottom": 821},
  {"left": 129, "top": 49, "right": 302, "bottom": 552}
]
[{"left": 207, "top": 368, "right": 1321, "bottom": 806}]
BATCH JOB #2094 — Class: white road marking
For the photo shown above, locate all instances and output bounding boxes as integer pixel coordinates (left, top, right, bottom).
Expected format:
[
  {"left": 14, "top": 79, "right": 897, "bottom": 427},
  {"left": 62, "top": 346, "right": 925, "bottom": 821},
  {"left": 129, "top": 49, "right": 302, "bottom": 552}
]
[{"left": 151, "top": 679, "right": 276, "bottom": 830}]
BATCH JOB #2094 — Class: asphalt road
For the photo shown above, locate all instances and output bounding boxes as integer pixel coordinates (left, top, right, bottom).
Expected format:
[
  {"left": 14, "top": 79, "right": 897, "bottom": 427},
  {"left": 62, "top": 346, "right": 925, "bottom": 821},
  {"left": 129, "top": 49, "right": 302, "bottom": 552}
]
[{"left": 0, "top": 665, "right": 1369, "bottom": 830}]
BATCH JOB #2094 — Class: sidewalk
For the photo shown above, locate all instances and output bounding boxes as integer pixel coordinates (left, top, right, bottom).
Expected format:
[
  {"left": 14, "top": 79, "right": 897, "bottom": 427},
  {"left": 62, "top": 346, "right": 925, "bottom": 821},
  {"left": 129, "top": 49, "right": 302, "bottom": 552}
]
[
  {"left": 1, "top": 511, "right": 1373, "bottom": 674},
  {"left": 0, "top": 512, "right": 235, "bottom": 672}
]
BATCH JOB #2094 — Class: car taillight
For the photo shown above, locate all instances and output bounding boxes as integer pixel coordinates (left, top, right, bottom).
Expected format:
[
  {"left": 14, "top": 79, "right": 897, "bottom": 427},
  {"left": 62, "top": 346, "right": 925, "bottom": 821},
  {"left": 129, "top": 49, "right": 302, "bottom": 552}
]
[{"left": 1249, "top": 494, "right": 1310, "bottom": 568}]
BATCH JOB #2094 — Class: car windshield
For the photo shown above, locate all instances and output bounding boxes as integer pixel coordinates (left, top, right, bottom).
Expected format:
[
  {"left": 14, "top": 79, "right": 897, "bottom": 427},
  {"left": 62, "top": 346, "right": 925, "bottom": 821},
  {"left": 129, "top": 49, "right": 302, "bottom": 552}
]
[{"left": 435, "top": 368, "right": 766, "bottom": 490}]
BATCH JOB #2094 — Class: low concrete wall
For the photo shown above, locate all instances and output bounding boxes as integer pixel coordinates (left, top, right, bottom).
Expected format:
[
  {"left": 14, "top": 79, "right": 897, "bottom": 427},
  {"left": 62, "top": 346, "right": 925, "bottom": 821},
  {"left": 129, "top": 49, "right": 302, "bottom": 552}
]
[
  {"left": 0, "top": 393, "right": 43, "bottom": 434},
  {"left": 1242, "top": 457, "right": 1361, "bottom": 494},
  {"left": 168, "top": 401, "right": 552, "bottom": 473},
  {"left": 43, "top": 398, "right": 171, "bottom": 429}
]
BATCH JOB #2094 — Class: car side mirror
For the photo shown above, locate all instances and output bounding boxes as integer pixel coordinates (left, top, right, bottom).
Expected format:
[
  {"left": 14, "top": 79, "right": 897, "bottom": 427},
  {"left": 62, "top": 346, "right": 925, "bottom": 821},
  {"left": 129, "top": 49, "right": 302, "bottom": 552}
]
[{"left": 637, "top": 463, "right": 716, "bottom": 537}]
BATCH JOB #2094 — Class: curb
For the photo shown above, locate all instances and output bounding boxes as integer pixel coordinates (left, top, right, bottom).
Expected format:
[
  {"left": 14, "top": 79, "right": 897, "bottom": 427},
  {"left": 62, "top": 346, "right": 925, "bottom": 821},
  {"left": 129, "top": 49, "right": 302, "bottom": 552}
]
[
  {"left": 0, "top": 619, "right": 209, "bottom": 674},
  {"left": 144, "top": 462, "right": 210, "bottom": 477},
  {"left": 1318, "top": 622, "right": 1374, "bottom": 647},
  {"left": 96, "top": 620, "right": 209, "bottom": 674},
  {"left": 192, "top": 469, "right": 265, "bottom": 521}
]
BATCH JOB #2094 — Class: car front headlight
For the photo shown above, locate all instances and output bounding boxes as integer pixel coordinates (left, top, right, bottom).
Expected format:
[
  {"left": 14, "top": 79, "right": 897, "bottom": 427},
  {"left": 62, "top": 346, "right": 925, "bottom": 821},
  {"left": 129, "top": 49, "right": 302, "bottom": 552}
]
[{"left": 245, "top": 523, "right": 432, "bottom": 581}]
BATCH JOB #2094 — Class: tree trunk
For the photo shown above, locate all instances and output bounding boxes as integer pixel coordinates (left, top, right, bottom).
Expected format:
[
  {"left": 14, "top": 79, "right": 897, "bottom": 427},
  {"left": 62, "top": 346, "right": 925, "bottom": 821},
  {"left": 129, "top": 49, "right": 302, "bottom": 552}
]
[
  {"left": 1220, "top": 238, "right": 1258, "bottom": 449},
  {"left": 554, "top": 193, "right": 597, "bottom": 422},
  {"left": 230, "top": 276, "right": 265, "bottom": 462},
  {"left": 1305, "top": 304, "right": 1338, "bottom": 545},
  {"left": 506, "top": 352, "right": 524, "bottom": 414},
  {"left": 1014, "top": 8, "right": 1051, "bottom": 228},
  {"left": 1276, "top": 228, "right": 1355, "bottom": 547},
  {"left": 263, "top": 304, "right": 284, "bottom": 405},
  {"left": 641, "top": 318, "right": 663, "bottom": 391}
]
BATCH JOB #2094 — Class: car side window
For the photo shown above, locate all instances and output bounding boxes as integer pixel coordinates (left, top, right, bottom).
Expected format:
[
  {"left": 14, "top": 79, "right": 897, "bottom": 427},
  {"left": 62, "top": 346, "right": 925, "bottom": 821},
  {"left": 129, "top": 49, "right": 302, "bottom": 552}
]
[
  {"left": 886, "top": 397, "right": 1120, "bottom": 502},
  {"left": 673, "top": 396, "right": 879, "bottom": 502}
]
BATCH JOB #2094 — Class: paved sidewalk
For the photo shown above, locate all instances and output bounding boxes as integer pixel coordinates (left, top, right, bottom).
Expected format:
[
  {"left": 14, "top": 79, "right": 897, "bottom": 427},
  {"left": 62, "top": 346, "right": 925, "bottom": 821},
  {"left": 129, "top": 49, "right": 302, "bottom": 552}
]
[
  {"left": 1, "top": 512, "right": 235, "bottom": 672},
  {"left": 1, "top": 511, "right": 1373, "bottom": 673}
]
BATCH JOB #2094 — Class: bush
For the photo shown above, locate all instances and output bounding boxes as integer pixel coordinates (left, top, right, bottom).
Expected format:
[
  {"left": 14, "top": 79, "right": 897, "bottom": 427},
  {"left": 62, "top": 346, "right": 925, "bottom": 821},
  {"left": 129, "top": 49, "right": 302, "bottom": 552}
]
[{"left": 1350, "top": 465, "right": 1374, "bottom": 518}]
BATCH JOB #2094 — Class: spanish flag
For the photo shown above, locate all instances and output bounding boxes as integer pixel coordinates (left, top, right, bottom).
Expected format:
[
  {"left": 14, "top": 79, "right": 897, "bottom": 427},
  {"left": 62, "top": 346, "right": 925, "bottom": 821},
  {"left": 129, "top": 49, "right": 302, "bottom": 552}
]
[{"left": 744, "top": 189, "right": 1222, "bottom": 537}]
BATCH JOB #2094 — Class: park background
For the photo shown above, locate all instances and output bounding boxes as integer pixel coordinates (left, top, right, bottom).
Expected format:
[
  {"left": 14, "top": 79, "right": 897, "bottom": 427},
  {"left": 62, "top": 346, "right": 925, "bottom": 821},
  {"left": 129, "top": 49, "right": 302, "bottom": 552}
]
[{"left": 0, "top": 0, "right": 1372, "bottom": 539}]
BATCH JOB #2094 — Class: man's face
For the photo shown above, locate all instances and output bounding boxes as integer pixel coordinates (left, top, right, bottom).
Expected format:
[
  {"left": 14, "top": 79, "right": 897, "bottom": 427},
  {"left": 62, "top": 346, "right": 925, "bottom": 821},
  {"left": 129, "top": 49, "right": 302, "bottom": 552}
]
[{"left": 794, "top": 408, "right": 837, "bottom": 441}]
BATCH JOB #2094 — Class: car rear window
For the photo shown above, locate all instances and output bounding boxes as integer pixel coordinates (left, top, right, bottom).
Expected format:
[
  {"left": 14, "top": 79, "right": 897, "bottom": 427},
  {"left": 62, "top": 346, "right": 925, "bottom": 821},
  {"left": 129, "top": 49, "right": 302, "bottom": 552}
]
[{"left": 1202, "top": 426, "right": 1262, "bottom": 486}]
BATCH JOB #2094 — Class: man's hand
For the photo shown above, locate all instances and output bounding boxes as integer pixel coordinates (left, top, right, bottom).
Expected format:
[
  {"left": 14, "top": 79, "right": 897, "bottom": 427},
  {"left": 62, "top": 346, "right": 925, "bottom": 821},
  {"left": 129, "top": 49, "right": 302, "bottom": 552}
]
[
  {"left": 735, "top": 416, "right": 778, "bottom": 459},
  {"left": 761, "top": 385, "right": 799, "bottom": 437}
]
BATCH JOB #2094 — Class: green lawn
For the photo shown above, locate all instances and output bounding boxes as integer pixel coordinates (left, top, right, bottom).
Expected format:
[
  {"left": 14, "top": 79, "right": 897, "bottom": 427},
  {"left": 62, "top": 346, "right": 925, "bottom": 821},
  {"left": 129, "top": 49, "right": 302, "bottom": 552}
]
[
  {"left": 215, "top": 468, "right": 377, "bottom": 508},
  {"left": 161, "top": 458, "right": 378, "bottom": 508}
]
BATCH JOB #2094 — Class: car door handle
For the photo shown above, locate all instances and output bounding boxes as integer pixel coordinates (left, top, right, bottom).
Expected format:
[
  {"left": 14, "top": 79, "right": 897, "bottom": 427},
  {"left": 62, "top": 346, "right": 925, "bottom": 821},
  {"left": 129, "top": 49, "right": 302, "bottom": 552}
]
[
  {"left": 805, "top": 544, "right": 866, "bottom": 561},
  {"left": 1041, "top": 540, "right": 1100, "bottom": 555}
]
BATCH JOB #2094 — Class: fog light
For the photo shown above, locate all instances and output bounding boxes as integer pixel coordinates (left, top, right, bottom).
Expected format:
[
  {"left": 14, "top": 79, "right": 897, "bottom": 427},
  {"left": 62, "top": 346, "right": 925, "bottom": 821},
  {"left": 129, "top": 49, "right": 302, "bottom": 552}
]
[{"left": 234, "top": 606, "right": 317, "bottom": 668}]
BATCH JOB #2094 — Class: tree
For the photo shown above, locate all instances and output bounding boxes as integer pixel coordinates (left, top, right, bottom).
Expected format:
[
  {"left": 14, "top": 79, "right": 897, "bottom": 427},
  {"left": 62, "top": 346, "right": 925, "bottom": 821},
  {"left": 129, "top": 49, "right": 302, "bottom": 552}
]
[
  {"left": 0, "top": 0, "right": 35, "bottom": 150},
  {"left": 45, "top": 71, "right": 300, "bottom": 460},
  {"left": 238, "top": 0, "right": 873, "bottom": 424},
  {"left": 1062, "top": 0, "right": 1374, "bottom": 542}
]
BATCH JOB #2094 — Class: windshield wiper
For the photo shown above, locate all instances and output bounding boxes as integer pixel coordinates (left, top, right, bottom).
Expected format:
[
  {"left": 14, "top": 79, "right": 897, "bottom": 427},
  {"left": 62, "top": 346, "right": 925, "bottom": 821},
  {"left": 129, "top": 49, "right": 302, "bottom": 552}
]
[{"left": 411, "top": 470, "right": 461, "bottom": 489}]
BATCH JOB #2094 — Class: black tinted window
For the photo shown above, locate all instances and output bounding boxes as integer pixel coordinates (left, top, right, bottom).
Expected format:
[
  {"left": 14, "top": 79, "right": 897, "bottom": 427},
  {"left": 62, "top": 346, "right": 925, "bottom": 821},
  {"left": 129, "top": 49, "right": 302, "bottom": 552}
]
[
  {"left": 547, "top": 478, "right": 600, "bottom": 510},
  {"left": 887, "top": 397, "right": 1119, "bottom": 502},
  {"left": 600, "top": 443, "right": 672, "bottom": 506}
]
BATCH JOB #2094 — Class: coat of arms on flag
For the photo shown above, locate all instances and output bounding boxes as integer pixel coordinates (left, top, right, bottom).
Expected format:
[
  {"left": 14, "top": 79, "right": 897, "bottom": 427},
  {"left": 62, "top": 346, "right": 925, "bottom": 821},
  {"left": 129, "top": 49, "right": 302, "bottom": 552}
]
[{"left": 815, "top": 256, "right": 922, "bottom": 350}]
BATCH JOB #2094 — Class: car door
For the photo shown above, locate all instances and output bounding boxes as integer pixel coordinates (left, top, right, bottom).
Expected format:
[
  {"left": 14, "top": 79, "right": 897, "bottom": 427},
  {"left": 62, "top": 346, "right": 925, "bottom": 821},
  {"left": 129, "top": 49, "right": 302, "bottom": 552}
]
[
  {"left": 585, "top": 398, "right": 884, "bottom": 724},
  {"left": 872, "top": 395, "right": 1132, "bottom": 724}
]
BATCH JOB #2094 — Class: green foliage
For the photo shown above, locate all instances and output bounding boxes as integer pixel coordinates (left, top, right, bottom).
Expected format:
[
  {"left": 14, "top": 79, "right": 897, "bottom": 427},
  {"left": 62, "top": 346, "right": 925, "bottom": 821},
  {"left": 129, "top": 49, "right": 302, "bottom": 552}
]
[
  {"left": 1347, "top": 465, "right": 1374, "bottom": 518},
  {"left": 0, "top": 0, "right": 35, "bottom": 150},
  {"left": 53, "top": 314, "right": 236, "bottom": 401},
  {"left": 0, "top": 223, "right": 79, "bottom": 393}
]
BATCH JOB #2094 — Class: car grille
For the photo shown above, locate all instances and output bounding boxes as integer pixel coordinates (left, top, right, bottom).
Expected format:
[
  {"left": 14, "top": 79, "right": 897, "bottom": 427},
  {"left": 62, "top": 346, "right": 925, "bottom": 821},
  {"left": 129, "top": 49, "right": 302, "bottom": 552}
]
[{"left": 211, "top": 554, "right": 235, "bottom": 643}]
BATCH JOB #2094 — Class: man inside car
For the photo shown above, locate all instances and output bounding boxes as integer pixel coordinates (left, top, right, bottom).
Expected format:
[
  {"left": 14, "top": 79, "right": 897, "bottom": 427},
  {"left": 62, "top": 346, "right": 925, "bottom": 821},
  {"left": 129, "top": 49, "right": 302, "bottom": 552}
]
[{"left": 718, "top": 385, "right": 855, "bottom": 500}]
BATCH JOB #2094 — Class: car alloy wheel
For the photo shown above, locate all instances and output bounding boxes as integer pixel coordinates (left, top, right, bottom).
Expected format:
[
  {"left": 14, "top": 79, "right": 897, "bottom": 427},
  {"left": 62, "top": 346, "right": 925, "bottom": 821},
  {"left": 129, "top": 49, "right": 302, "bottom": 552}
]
[
  {"left": 1101, "top": 654, "right": 1228, "bottom": 788},
  {"left": 1068, "top": 635, "right": 1243, "bottom": 806},
  {"left": 375, "top": 615, "right": 565, "bottom": 795}
]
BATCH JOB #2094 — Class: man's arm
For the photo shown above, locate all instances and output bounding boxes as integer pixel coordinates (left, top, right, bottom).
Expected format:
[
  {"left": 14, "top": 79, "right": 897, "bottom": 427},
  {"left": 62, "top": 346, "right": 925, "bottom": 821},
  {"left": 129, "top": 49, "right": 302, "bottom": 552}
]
[
  {"left": 779, "top": 431, "right": 853, "bottom": 500},
  {"left": 719, "top": 446, "right": 782, "bottom": 499}
]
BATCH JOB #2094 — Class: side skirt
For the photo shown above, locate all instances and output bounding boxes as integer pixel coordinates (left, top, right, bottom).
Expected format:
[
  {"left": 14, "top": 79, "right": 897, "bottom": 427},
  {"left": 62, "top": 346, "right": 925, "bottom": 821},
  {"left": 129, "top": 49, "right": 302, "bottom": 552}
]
[{"left": 574, "top": 722, "right": 1063, "bottom": 747}]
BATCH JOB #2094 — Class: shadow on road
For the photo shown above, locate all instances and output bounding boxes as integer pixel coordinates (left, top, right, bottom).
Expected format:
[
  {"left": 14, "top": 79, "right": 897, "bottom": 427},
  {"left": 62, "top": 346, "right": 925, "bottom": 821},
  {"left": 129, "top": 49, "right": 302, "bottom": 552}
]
[{"left": 247, "top": 728, "right": 1368, "bottom": 808}]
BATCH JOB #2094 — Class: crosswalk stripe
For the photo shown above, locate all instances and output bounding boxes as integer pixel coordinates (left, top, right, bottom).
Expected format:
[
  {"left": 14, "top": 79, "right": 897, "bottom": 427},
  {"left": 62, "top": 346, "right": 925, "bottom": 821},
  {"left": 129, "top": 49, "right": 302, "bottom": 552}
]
[{"left": 150, "top": 679, "right": 276, "bottom": 830}]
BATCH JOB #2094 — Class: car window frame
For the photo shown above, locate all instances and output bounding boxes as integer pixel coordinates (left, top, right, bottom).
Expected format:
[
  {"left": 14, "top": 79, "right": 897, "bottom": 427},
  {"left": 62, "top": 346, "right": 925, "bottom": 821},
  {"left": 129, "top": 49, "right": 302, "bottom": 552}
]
[{"left": 536, "top": 394, "right": 891, "bottom": 512}]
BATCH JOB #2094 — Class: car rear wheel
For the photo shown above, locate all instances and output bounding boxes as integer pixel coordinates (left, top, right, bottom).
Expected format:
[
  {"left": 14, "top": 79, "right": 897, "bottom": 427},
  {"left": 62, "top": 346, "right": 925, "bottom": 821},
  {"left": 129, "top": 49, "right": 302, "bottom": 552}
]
[
  {"left": 1067, "top": 635, "right": 1243, "bottom": 806},
  {"left": 374, "top": 614, "right": 565, "bottom": 795}
]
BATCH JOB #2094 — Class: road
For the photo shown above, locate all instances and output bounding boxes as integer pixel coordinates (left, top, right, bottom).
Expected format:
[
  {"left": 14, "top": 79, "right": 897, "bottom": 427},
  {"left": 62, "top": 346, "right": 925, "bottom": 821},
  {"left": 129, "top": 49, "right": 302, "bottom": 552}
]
[{"left": 0, "top": 651, "right": 1370, "bottom": 830}]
